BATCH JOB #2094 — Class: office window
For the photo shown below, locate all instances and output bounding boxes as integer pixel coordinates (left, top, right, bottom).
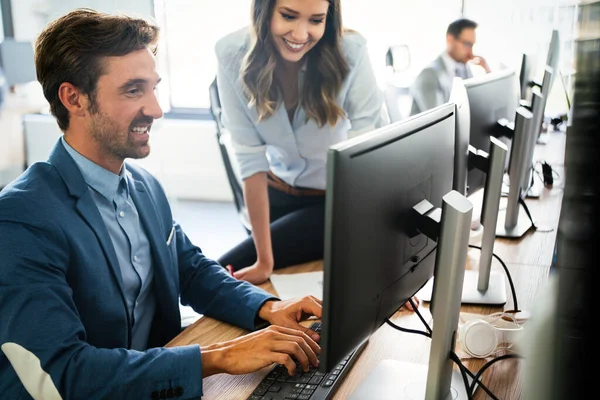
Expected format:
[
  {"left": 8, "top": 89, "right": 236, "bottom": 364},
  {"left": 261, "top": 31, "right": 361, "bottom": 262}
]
[
  {"left": 155, "top": 0, "right": 462, "bottom": 114},
  {"left": 154, "top": 0, "right": 250, "bottom": 112}
]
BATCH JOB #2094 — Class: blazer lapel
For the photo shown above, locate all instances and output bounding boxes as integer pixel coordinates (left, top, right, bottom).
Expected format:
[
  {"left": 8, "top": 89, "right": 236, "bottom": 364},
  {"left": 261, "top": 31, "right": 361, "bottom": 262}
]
[
  {"left": 48, "top": 139, "right": 128, "bottom": 311},
  {"left": 75, "top": 195, "right": 127, "bottom": 300},
  {"left": 128, "top": 178, "right": 178, "bottom": 314}
]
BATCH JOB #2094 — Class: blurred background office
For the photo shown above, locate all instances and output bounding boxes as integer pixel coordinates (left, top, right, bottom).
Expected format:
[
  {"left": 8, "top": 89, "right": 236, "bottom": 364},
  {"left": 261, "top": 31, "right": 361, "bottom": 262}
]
[{"left": 0, "top": 0, "right": 588, "bottom": 259}]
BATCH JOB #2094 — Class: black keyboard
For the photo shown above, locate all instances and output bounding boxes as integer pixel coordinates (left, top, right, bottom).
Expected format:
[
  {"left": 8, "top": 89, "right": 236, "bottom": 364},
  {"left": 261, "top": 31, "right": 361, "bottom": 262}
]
[{"left": 247, "top": 322, "right": 366, "bottom": 400}]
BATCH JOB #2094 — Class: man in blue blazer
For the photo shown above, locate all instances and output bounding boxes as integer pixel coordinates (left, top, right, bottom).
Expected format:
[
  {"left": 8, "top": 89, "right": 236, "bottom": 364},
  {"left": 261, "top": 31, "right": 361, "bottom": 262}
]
[{"left": 0, "top": 9, "right": 321, "bottom": 399}]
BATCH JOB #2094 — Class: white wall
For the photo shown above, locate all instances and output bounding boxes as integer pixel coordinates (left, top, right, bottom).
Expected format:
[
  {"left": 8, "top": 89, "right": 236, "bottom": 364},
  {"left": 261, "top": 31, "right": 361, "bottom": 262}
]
[
  {"left": 10, "top": 0, "right": 154, "bottom": 41},
  {"left": 46, "top": 0, "right": 154, "bottom": 22},
  {"left": 133, "top": 118, "right": 233, "bottom": 201}
]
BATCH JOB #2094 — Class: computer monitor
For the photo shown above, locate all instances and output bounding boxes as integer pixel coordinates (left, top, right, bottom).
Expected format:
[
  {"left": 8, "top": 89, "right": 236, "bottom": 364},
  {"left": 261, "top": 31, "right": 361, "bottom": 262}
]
[
  {"left": 496, "top": 105, "right": 536, "bottom": 238},
  {"left": 545, "top": 30, "right": 560, "bottom": 91},
  {"left": 463, "top": 69, "right": 520, "bottom": 195},
  {"left": 520, "top": 67, "right": 552, "bottom": 197},
  {"left": 519, "top": 53, "right": 538, "bottom": 105},
  {"left": 449, "top": 78, "right": 470, "bottom": 197},
  {"left": 417, "top": 78, "right": 509, "bottom": 306},
  {"left": 320, "top": 103, "right": 475, "bottom": 398}
]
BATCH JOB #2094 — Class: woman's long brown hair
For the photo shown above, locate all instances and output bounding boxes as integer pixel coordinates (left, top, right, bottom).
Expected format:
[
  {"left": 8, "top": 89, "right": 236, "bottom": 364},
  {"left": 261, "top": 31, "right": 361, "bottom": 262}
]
[{"left": 241, "top": 0, "right": 349, "bottom": 127}]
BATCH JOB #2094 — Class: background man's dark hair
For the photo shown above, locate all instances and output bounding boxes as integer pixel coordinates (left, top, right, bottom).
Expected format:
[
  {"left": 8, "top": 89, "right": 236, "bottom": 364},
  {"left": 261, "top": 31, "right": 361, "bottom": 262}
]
[
  {"left": 446, "top": 18, "right": 478, "bottom": 38},
  {"left": 34, "top": 8, "right": 159, "bottom": 131}
]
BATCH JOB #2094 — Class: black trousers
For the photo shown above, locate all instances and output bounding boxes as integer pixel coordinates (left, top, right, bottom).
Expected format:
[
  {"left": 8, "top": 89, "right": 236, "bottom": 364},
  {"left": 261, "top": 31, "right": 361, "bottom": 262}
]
[{"left": 217, "top": 186, "right": 325, "bottom": 272}]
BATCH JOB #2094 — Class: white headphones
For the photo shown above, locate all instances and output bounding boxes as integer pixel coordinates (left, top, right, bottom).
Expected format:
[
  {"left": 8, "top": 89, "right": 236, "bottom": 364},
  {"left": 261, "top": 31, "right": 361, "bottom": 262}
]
[{"left": 458, "top": 314, "right": 524, "bottom": 358}]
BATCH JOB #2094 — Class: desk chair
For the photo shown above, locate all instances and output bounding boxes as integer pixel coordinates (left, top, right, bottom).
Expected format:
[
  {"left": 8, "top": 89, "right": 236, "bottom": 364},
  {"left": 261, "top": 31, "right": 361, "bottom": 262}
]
[
  {"left": 384, "top": 44, "right": 413, "bottom": 122},
  {"left": 208, "top": 77, "right": 251, "bottom": 235}
]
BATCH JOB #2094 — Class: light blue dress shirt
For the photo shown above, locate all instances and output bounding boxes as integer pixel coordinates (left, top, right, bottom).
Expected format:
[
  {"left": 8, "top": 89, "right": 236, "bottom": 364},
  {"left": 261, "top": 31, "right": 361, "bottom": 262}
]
[
  {"left": 215, "top": 27, "right": 389, "bottom": 190},
  {"left": 61, "top": 137, "right": 155, "bottom": 350}
]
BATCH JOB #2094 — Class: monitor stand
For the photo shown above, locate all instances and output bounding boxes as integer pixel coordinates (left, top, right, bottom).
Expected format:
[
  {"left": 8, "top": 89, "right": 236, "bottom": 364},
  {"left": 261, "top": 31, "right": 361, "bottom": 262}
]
[
  {"left": 496, "top": 204, "right": 533, "bottom": 238},
  {"left": 501, "top": 174, "right": 541, "bottom": 198},
  {"left": 347, "top": 359, "right": 472, "bottom": 400},
  {"left": 419, "top": 136, "right": 508, "bottom": 306},
  {"left": 350, "top": 191, "right": 474, "bottom": 400},
  {"left": 536, "top": 131, "right": 549, "bottom": 144},
  {"left": 416, "top": 270, "right": 507, "bottom": 306},
  {"left": 526, "top": 185, "right": 541, "bottom": 198}
]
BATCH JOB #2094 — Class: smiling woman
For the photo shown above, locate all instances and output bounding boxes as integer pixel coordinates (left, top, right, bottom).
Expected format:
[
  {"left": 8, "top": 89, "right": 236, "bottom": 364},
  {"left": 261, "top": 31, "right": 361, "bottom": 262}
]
[{"left": 213, "top": 0, "right": 392, "bottom": 286}]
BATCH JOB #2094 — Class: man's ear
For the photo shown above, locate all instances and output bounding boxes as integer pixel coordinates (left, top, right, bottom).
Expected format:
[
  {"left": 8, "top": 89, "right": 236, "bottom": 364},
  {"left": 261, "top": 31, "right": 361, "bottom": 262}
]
[{"left": 57, "top": 82, "right": 89, "bottom": 118}]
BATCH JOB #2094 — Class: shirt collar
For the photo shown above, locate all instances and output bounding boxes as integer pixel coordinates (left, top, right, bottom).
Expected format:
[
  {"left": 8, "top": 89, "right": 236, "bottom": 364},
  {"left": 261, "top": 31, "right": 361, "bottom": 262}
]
[{"left": 61, "top": 136, "right": 128, "bottom": 202}]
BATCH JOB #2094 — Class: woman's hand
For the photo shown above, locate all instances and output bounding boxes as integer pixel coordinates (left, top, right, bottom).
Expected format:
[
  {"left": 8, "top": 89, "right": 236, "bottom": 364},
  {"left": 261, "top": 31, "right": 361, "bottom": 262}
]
[
  {"left": 232, "top": 259, "right": 273, "bottom": 284},
  {"left": 401, "top": 295, "right": 421, "bottom": 311}
]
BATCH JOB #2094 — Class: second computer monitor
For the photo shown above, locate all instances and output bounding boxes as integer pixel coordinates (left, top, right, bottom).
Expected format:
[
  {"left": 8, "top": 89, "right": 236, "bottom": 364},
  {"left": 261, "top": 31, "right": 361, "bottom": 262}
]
[
  {"left": 519, "top": 53, "right": 537, "bottom": 104},
  {"left": 464, "top": 69, "right": 520, "bottom": 195},
  {"left": 320, "top": 103, "right": 456, "bottom": 371}
]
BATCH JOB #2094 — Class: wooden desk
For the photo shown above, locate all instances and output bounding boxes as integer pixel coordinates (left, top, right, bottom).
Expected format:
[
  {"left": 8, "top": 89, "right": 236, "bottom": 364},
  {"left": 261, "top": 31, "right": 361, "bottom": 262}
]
[{"left": 167, "top": 131, "right": 566, "bottom": 400}]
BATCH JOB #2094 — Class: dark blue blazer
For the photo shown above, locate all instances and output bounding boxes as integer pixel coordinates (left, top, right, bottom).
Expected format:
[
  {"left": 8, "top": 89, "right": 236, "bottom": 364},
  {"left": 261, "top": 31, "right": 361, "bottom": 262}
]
[{"left": 0, "top": 139, "right": 275, "bottom": 399}]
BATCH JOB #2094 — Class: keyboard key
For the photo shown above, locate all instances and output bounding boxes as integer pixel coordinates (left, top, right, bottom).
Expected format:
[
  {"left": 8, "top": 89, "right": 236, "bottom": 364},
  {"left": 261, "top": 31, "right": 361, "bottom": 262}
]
[
  {"left": 253, "top": 382, "right": 272, "bottom": 396},
  {"left": 267, "top": 385, "right": 281, "bottom": 393},
  {"left": 309, "top": 376, "right": 323, "bottom": 385},
  {"left": 248, "top": 322, "right": 366, "bottom": 400},
  {"left": 267, "top": 369, "right": 281, "bottom": 379}
]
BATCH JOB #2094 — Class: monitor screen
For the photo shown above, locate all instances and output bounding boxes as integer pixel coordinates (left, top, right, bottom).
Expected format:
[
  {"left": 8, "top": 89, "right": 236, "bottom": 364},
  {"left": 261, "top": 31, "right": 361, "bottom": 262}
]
[
  {"left": 464, "top": 69, "right": 520, "bottom": 195},
  {"left": 319, "top": 103, "right": 456, "bottom": 371},
  {"left": 519, "top": 53, "right": 537, "bottom": 103},
  {"left": 449, "top": 77, "right": 470, "bottom": 196},
  {"left": 546, "top": 30, "right": 560, "bottom": 82}
]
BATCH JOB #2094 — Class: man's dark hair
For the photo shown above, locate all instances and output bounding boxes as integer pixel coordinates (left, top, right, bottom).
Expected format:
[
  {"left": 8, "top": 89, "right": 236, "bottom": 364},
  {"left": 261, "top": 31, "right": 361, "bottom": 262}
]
[
  {"left": 34, "top": 8, "right": 159, "bottom": 131},
  {"left": 446, "top": 18, "right": 478, "bottom": 39}
]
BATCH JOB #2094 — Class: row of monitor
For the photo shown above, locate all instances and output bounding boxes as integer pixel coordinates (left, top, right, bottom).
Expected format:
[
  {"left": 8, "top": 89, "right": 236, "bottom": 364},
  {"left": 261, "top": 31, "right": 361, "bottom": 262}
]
[
  {"left": 315, "top": 30, "right": 560, "bottom": 398},
  {"left": 321, "top": 102, "right": 473, "bottom": 398}
]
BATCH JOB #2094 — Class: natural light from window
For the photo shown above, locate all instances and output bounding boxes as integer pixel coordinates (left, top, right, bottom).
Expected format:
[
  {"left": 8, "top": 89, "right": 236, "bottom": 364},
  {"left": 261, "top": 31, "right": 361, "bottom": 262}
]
[
  {"left": 156, "top": 0, "right": 575, "bottom": 116},
  {"left": 156, "top": 0, "right": 462, "bottom": 111}
]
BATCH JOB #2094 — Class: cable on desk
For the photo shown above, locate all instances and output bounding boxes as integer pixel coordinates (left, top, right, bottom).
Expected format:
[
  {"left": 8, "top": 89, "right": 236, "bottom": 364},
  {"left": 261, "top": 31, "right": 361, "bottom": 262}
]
[
  {"left": 384, "top": 318, "right": 431, "bottom": 339},
  {"left": 468, "top": 353, "right": 523, "bottom": 398},
  {"left": 518, "top": 197, "right": 554, "bottom": 233},
  {"left": 468, "top": 244, "right": 519, "bottom": 312},
  {"left": 501, "top": 165, "right": 537, "bottom": 196},
  {"left": 451, "top": 351, "right": 475, "bottom": 400},
  {"left": 409, "top": 296, "right": 432, "bottom": 334},
  {"left": 386, "top": 304, "right": 497, "bottom": 399}
]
